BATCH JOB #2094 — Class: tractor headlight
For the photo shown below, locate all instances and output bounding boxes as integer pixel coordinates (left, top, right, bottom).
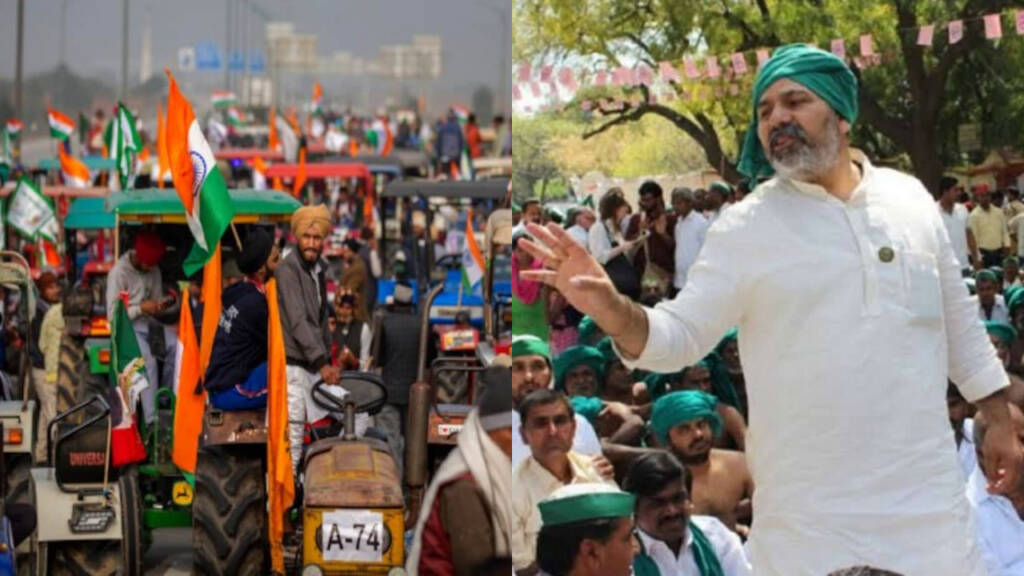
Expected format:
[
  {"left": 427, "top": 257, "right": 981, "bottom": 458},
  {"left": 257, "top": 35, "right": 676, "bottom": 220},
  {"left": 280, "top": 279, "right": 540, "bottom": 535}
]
[{"left": 301, "top": 565, "right": 324, "bottom": 576}]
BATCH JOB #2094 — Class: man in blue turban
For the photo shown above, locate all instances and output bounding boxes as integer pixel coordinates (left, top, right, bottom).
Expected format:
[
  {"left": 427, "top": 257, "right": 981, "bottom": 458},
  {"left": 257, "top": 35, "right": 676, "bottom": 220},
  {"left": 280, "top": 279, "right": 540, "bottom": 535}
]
[{"left": 518, "top": 42, "right": 1022, "bottom": 575}]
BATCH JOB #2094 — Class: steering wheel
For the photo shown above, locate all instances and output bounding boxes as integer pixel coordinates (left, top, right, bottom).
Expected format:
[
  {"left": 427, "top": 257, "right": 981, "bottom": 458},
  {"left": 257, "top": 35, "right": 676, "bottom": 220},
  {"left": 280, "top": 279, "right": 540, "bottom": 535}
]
[
  {"left": 434, "top": 254, "right": 462, "bottom": 271},
  {"left": 310, "top": 371, "right": 388, "bottom": 416}
]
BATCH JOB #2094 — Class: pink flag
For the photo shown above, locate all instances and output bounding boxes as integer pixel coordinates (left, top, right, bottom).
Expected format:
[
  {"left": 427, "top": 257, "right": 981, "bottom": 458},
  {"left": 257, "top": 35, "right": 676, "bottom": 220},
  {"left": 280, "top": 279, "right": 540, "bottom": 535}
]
[
  {"left": 684, "top": 58, "right": 700, "bottom": 79},
  {"left": 1017, "top": 11, "right": 1024, "bottom": 35},
  {"left": 517, "top": 62, "right": 531, "bottom": 83},
  {"left": 595, "top": 70, "right": 608, "bottom": 87},
  {"left": 706, "top": 56, "right": 720, "bottom": 78},
  {"left": 917, "top": 24, "right": 935, "bottom": 46},
  {"left": 984, "top": 13, "right": 1003, "bottom": 39},
  {"left": 512, "top": 85, "right": 522, "bottom": 101},
  {"left": 659, "top": 61, "right": 679, "bottom": 83},
  {"left": 860, "top": 34, "right": 874, "bottom": 56},
  {"left": 637, "top": 64, "right": 654, "bottom": 87},
  {"left": 831, "top": 38, "right": 846, "bottom": 59},
  {"left": 731, "top": 53, "right": 748, "bottom": 75},
  {"left": 557, "top": 67, "right": 573, "bottom": 86},
  {"left": 539, "top": 65, "right": 553, "bottom": 82},
  {"left": 949, "top": 20, "right": 963, "bottom": 44},
  {"left": 756, "top": 49, "right": 771, "bottom": 67},
  {"left": 530, "top": 82, "right": 542, "bottom": 98},
  {"left": 624, "top": 67, "right": 638, "bottom": 86}
]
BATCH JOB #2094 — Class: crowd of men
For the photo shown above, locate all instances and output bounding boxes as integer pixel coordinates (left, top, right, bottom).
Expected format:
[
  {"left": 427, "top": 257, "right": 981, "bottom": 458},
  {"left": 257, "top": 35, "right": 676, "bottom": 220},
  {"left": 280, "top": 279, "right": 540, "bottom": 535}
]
[{"left": 509, "top": 51, "right": 1024, "bottom": 573}]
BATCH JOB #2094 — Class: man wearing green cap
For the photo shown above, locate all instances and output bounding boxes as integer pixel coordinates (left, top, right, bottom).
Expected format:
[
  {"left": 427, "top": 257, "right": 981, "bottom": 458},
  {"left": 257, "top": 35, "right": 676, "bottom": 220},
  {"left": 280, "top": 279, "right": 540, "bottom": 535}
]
[
  {"left": 555, "top": 345, "right": 646, "bottom": 445},
  {"left": 984, "top": 321, "right": 1024, "bottom": 409},
  {"left": 651, "top": 391, "right": 752, "bottom": 534},
  {"left": 977, "top": 269, "right": 1010, "bottom": 323},
  {"left": 673, "top": 363, "right": 747, "bottom": 452},
  {"left": 519, "top": 42, "right": 1023, "bottom": 575},
  {"left": 535, "top": 483, "right": 637, "bottom": 576},
  {"left": 705, "top": 181, "right": 733, "bottom": 225},
  {"left": 511, "top": 335, "right": 603, "bottom": 468}
]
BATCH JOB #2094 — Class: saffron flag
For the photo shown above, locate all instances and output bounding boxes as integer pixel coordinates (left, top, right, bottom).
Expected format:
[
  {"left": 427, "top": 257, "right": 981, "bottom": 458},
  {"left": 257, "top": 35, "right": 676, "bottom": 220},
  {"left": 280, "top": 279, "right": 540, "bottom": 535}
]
[
  {"left": 59, "top": 146, "right": 91, "bottom": 188},
  {"left": 165, "top": 69, "right": 236, "bottom": 276},
  {"left": 266, "top": 278, "right": 294, "bottom": 573},
  {"left": 170, "top": 286, "right": 205, "bottom": 481},
  {"left": 461, "top": 209, "right": 485, "bottom": 291},
  {"left": 293, "top": 148, "right": 307, "bottom": 198},
  {"left": 268, "top": 107, "right": 280, "bottom": 151}
]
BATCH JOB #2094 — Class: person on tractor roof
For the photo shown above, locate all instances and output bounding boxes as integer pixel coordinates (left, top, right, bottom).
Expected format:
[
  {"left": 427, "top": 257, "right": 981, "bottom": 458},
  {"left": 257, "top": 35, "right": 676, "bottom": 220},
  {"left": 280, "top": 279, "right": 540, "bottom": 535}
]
[
  {"left": 203, "top": 227, "right": 281, "bottom": 411},
  {"left": 277, "top": 205, "right": 342, "bottom": 475},
  {"left": 105, "top": 230, "right": 174, "bottom": 424}
]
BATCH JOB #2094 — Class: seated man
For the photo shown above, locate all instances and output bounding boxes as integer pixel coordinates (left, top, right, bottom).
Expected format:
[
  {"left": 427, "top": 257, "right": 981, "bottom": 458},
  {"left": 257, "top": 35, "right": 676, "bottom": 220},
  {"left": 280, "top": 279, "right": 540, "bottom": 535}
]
[
  {"left": 511, "top": 335, "right": 602, "bottom": 468},
  {"left": 651, "top": 391, "right": 754, "bottom": 535},
  {"left": 671, "top": 362, "right": 746, "bottom": 451},
  {"left": 968, "top": 401, "right": 1024, "bottom": 574},
  {"left": 512, "top": 389, "right": 616, "bottom": 575},
  {"left": 555, "top": 345, "right": 645, "bottom": 445},
  {"left": 535, "top": 483, "right": 636, "bottom": 576},
  {"left": 625, "top": 451, "right": 751, "bottom": 576},
  {"left": 985, "top": 320, "right": 1024, "bottom": 409},
  {"left": 203, "top": 228, "right": 280, "bottom": 410},
  {"left": 978, "top": 270, "right": 1010, "bottom": 323}
]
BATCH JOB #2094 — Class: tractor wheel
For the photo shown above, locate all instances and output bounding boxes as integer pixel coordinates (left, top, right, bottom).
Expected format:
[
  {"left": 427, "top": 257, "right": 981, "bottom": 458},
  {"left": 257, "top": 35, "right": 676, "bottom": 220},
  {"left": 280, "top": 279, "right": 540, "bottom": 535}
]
[
  {"left": 48, "top": 541, "right": 119, "bottom": 576},
  {"left": 192, "top": 446, "right": 268, "bottom": 576},
  {"left": 55, "top": 334, "right": 84, "bottom": 416},
  {"left": 119, "top": 468, "right": 145, "bottom": 575},
  {"left": 5, "top": 455, "right": 31, "bottom": 508}
]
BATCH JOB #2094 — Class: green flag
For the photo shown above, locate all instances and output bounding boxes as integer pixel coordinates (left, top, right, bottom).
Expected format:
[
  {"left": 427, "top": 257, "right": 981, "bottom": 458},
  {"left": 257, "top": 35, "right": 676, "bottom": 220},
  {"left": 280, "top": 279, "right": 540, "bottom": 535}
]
[
  {"left": 106, "top": 103, "right": 141, "bottom": 189},
  {"left": 110, "top": 299, "right": 143, "bottom": 384}
]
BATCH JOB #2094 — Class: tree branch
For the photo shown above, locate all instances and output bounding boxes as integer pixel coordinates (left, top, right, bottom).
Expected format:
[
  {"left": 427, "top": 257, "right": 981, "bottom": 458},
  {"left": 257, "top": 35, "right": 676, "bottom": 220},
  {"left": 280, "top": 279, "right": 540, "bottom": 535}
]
[{"left": 582, "top": 107, "right": 648, "bottom": 139}]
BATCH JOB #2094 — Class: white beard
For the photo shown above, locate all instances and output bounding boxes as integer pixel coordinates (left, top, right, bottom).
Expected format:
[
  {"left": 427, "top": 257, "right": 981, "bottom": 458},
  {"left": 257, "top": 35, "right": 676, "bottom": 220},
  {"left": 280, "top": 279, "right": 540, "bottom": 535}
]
[{"left": 770, "top": 113, "right": 842, "bottom": 182}]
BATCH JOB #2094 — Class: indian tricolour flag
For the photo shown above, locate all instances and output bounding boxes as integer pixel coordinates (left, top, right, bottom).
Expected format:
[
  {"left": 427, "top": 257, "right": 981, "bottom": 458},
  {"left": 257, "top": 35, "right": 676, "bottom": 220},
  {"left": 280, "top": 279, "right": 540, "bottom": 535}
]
[
  {"left": 166, "top": 69, "right": 236, "bottom": 276},
  {"left": 312, "top": 81, "right": 323, "bottom": 115},
  {"left": 211, "top": 91, "right": 235, "bottom": 108},
  {"left": 59, "top": 146, "right": 91, "bottom": 188},
  {"left": 47, "top": 108, "right": 75, "bottom": 141},
  {"left": 5, "top": 119, "right": 22, "bottom": 137},
  {"left": 461, "top": 208, "right": 485, "bottom": 292},
  {"left": 226, "top": 106, "right": 245, "bottom": 127}
]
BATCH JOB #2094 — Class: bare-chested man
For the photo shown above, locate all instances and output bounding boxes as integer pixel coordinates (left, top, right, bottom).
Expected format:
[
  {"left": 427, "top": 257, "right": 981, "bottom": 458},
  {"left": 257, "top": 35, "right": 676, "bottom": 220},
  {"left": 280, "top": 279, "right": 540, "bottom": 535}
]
[
  {"left": 650, "top": 390, "right": 754, "bottom": 535},
  {"left": 672, "top": 363, "right": 747, "bottom": 451}
]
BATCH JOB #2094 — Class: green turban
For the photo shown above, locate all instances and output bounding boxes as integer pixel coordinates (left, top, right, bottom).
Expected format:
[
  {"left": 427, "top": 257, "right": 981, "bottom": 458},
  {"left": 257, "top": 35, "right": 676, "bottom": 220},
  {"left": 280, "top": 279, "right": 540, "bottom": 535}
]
[
  {"left": 1004, "top": 256, "right": 1018, "bottom": 269},
  {"left": 511, "top": 335, "right": 551, "bottom": 364},
  {"left": 595, "top": 336, "right": 616, "bottom": 364},
  {"left": 737, "top": 43, "right": 859, "bottom": 179},
  {"left": 644, "top": 371, "right": 682, "bottom": 400},
  {"left": 1010, "top": 290, "right": 1024, "bottom": 314},
  {"left": 976, "top": 269, "right": 999, "bottom": 284},
  {"left": 709, "top": 181, "right": 733, "bottom": 196},
  {"left": 570, "top": 395, "right": 605, "bottom": 426},
  {"left": 985, "top": 321, "right": 1018, "bottom": 347},
  {"left": 578, "top": 316, "right": 600, "bottom": 346},
  {"left": 650, "top": 390, "right": 722, "bottom": 445},
  {"left": 554, "top": 346, "right": 606, "bottom": 391},
  {"left": 1007, "top": 285, "right": 1024, "bottom": 304},
  {"left": 990, "top": 267, "right": 1004, "bottom": 282},
  {"left": 715, "top": 327, "right": 738, "bottom": 354}
]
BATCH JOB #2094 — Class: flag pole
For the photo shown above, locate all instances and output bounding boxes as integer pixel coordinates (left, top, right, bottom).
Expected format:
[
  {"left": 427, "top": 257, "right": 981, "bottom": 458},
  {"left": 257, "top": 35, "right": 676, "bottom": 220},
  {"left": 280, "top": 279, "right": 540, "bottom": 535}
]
[{"left": 229, "top": 222, "right": 243, "bottom": 250}]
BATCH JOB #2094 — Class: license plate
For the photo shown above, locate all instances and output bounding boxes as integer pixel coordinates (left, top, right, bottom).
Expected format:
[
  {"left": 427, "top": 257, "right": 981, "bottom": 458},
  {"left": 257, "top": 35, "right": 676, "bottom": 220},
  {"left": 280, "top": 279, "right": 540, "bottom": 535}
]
[
  {"left": 321, "top": 510, "right": 384, "bottom": 563},
  {"left": 437, "top": 424, "right": 462, "bottom": 437}
]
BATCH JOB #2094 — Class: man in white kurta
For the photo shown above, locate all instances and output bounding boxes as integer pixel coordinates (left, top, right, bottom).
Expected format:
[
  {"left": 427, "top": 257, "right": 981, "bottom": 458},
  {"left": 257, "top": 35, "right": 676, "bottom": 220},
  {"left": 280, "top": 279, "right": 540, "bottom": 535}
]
[{"left": 518, "top": 43, "right": 1023, "bottom": 576}]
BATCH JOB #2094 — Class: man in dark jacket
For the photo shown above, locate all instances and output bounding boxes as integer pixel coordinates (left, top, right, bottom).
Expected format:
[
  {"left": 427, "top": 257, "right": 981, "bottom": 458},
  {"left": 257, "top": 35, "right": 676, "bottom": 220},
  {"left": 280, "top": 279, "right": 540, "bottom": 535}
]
[
  {"left": 276, "top": 205, "right": 341, "bottom": 474},
  {"left": 204, "top": 227, "right": 280, "bottom": 410}
]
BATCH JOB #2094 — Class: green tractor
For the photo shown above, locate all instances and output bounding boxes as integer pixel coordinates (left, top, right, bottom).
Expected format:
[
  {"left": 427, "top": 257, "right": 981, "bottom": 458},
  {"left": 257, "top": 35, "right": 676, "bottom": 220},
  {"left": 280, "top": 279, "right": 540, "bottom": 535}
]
[{"left": 54, "top": 188, "right": 301, "bottom": 571}]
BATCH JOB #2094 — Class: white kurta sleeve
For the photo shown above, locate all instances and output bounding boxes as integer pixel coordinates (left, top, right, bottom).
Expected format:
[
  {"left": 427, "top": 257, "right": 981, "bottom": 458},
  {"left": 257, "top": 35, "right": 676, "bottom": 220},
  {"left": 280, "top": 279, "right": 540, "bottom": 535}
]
[
  {"left": 620, "top": 213, "right": 747, "bottom": 374},
  {"left": 932, "top": 198, "right": 1009, "bottom": 402}
]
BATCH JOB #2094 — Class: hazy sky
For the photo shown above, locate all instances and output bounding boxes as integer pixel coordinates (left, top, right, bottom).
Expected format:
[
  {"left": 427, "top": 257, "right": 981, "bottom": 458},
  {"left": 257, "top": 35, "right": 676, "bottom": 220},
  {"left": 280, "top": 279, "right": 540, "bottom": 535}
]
[{"left": 0, "top": 0, "right": 511, "bottom": 112}]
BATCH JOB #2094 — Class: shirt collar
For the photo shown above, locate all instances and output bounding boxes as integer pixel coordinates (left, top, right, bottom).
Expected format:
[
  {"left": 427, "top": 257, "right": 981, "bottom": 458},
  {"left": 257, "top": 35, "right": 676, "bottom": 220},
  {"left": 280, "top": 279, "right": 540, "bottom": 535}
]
[{"left": 637, "top": 526, "right": 693, "bottom": 562}]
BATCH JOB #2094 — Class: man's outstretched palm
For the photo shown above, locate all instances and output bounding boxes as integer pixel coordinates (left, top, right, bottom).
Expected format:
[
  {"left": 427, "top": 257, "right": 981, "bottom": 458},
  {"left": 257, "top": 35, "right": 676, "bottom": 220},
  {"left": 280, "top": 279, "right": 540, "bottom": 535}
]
[{"left": 519, "top": 223, "right": 618, "bottom": 320}]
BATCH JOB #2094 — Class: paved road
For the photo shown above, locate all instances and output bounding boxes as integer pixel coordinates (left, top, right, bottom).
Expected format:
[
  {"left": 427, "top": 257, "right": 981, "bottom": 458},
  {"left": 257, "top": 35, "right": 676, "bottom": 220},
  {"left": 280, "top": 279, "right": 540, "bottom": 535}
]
[{"left": 143, "top": 527, "right": 191, "bottom": 575}]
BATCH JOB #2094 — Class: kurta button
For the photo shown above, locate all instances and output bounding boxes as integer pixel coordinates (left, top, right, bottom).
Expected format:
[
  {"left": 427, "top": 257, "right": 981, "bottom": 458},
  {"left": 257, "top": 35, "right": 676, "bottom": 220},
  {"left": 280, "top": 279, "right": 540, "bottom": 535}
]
[{"left": 878, "top": 247, "right": 894, "bottom": 262}]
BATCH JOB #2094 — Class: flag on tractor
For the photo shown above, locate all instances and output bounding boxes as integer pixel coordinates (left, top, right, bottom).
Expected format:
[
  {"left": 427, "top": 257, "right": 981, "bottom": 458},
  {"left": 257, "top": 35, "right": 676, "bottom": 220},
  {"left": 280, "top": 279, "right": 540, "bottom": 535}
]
[
  {"left": 250, "top": 156, "right": 268, "bottom": 190},
  {"left": 109, "top": 299, "right": 149, "bottom": 467},
  {"left": 226, "top": 106, "right": 245, "bottom": 127},
  {"left": 47, "top": 108, "right": 75, "bottom": 141},
  {"left": 77, "top": 112, "right": 89, "bottom": 144},
  {"left": 266, "top": 278, "right": 294, "bottom": 573},
  {"left": 6, "top": 178, "right": 56, "bottom": 241},
  {"left": 59, "top": 146, "right": 91, "bottom": 188},
  {"left": 211, "top": 90, "right": 235, "bottom": 108},
  {"left": 171, "top": 286, "right": 204, "bottom": 482},
  {"left": 292, "top": 148, "right": 307, "bottom": 198},
  {"left": 267, "top": 106, "right": 280, "bottom": 151},
  {"left": 312, "top": 81, "right": 323, "bottom": 115},
  {"left": 461, "top": 208, "right": 485, "bottom": 292},
  {"left": 165, "top": 68, "right": 236, "bottom": 276},
  {"left": 5, "top": 119, "right": 22, "bottom": 137},
  {"left": 105, "top": 103, "right": 142, "bottom": 189}
]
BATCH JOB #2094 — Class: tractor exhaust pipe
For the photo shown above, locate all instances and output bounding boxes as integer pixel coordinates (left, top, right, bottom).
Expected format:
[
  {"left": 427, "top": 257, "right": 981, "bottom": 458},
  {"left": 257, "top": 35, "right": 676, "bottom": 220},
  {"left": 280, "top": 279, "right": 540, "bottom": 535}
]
[{"left": 405, "top": 282, "right": 444, "bottom": 524}]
